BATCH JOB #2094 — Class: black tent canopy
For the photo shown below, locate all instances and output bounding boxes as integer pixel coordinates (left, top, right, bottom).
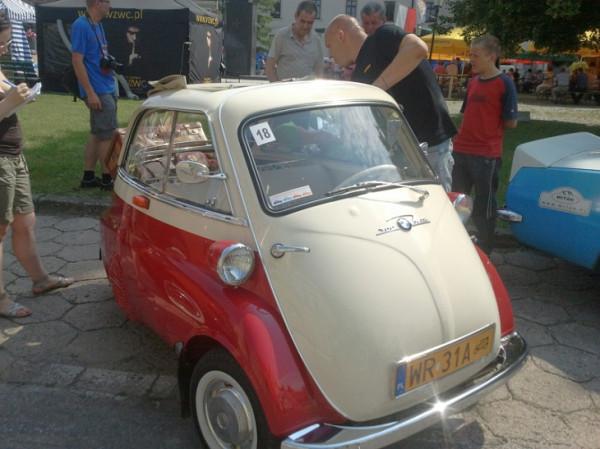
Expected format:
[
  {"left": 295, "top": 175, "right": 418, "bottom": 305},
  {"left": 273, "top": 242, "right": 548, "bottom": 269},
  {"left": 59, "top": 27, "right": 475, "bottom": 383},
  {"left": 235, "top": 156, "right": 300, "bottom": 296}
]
[{"left": 36, "top": 0, "right": 222, "bottom": 96}]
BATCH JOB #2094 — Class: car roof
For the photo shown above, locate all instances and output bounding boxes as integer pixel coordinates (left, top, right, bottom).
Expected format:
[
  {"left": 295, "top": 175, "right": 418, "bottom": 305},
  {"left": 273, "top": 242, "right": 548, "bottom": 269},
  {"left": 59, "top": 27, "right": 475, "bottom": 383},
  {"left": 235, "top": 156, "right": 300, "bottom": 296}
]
[{"left": 141, "top": 80, "right": 399, "bottom": 118}]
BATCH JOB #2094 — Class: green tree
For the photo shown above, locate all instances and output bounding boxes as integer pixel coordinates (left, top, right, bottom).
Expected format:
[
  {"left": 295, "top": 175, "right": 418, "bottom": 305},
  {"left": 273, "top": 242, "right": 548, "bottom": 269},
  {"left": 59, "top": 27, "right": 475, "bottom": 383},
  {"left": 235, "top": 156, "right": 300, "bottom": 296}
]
[
  {"left": 256, "top": 0, "right": 277, "bottom": 51},
  {"left": 442, "top": 0, "right": 600, "bottom": 54}
]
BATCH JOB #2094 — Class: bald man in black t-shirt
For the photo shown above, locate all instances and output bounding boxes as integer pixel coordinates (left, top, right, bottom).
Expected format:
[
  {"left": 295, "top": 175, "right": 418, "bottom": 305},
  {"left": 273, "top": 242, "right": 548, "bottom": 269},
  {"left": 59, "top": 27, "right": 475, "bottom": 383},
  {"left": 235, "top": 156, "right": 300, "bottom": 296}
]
[{"left": 325, "top": 15, "right": 456, "bottom": 191}]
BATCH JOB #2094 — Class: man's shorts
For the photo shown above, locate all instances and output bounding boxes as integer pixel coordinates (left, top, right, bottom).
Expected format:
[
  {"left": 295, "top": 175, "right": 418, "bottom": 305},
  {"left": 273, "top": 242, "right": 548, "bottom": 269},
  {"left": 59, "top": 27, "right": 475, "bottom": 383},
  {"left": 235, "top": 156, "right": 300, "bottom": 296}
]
[
  {"left": 0, "top": 154, "right": 34, "bottom": 224},
  {"left": 88, "top": 93, "right": 118, "bottom": 141}
]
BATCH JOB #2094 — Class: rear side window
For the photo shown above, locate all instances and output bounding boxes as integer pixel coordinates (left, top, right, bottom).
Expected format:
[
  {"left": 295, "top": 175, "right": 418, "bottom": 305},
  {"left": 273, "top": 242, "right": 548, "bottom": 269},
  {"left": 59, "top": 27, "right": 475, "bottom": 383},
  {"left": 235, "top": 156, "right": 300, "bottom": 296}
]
[
  {"left": 123, "top": 109, "right": 231, "bottom": 215},
  {"left": 126, "top": 109, "right": 174, "bottom": 191}
]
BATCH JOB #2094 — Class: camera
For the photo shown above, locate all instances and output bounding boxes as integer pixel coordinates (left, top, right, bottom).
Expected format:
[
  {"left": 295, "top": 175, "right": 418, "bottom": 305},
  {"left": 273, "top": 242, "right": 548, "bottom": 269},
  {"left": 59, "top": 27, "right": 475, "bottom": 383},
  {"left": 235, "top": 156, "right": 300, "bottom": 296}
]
[{"left": 100, "top": 54, "right": 123, "bottom": 73}]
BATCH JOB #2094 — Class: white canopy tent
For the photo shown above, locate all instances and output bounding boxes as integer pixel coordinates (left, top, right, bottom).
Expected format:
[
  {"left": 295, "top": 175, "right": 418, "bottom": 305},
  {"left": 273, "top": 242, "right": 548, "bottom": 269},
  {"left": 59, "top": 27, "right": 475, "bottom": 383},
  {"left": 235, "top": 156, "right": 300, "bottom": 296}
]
[{"left": 0, "top": 0, "right": 37, "bottom": 82}]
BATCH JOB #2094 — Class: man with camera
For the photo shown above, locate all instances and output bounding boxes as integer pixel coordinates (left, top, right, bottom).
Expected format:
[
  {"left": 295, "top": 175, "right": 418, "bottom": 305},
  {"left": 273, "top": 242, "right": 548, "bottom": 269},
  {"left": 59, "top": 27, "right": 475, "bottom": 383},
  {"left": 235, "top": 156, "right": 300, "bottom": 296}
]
[{"left": 71, "top": 0, "right": 118, "bottom": 190}]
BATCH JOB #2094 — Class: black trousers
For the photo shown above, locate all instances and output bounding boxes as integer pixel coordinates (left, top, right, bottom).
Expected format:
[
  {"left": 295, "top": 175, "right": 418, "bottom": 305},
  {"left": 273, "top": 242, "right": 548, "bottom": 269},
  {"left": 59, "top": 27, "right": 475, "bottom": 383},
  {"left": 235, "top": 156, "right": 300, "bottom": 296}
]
[{"left": 452, "top": 152, "right": 501, "bottom": 254}]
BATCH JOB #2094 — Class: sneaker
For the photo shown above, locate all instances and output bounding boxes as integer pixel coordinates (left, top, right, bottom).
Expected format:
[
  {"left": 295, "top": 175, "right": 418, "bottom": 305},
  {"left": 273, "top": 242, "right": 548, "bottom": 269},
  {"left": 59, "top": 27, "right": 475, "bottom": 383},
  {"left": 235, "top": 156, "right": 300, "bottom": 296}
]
[
  {"left": 100, "top": 178, "right": 114, "bottom": 191},
  {"left": 80, "top": 177, "right": 101, "bottom": 188}
]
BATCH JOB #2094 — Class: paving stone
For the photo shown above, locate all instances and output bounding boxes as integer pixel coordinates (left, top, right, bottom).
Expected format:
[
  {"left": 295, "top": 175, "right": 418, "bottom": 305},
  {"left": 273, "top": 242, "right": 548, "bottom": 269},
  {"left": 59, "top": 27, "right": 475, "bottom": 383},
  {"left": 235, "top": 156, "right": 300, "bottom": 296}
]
[
  {"left": 531, "top": 284, "right": 599, "bottom": 306},
  {"left": 64, "top": 302, "right": 126, "bottom": 331},
  {"left": 514, "top": 318, "right": 554, "bottom": 347},
  {"left": 63, "top": 259, "right": 106, "bottom": 281},
  {"left": 537, "top": 266, "right": 600, "bottom": 291},
  {"left": 497, "top": 265, "right": 539, "bottom": 287},
  {"left": 54, "top": 217, "right": 100, "bottom": 232},
  {"left": 0, "top": 349, "right": 14, "bottom": 379},
  {"left": 550, "top": 322, "right": 600, "bottom": 355},
  {"left": 54, "top": 229, "right": 99, "bottom": 246},
  {"left": 62, "top": 328, "right": 142, "bottom": 365},
  {"left": 35, "top": 241, "right": 63, "bottom": 257},
  {"left": 586, "top": 378, "right": 600, "bottom": 409},
  {"left": 13, "top": 295, "right": 72, "bottom": 324},
  {"left": 35, "top": 215, "right": 62, "bottom": 228},
  {"left": 57, "top": 244, "right": 100, "bottom": 262},
  {"left": 1, "top": 321, "right": 78, "bottom": 360},
  {"left": 565, "top": 302, "right": 600, "bottom": 328},
  {"left": 512, "top": 298, "right": 569, "bottom": 325},
  {"left": 531, "top": 345, "right": 600, "bottom": 383},
  {"left": 2, "top": 270, "right": 16, "bottom": 286},
  {"left": 490, "top": 252, "right": 505, "bottom": 266},
  {"left": 5, "top": 276, "right": 38, "bottom": 296},
  {"left": 479, "top": 399, "right": 574, "bottom": 446},
  {"left": 508, "top": 360, "right": 592, "bottom": 412},
  {"left": 476, "top": 383, "right": 511, "bottom": 405},
  {"left": 59, "top": 278, "right": 114, "bottom": 304},
  {"left": 5, "top": 360, "right": 83, "bottom": 387},
  {"left": 2, "top": 251, "right": 16, "bottom": 267},
  {"left": 75, "top": 367, "right": 156, "bottom": 397},
  {"left": 563, "top": 410, "right": 600, "bottom": 449},
  {"left": 35, "top": 227, "right": 62, "bottom": 242},
  {"left": 504, "top": 250, "right": 557, "bottom": 271},
  {"left": 149, "top": 375, "right": 178, "bottom": 399},
  {"left": 9, "top": 256, "right": 66, "bottom": 277}
]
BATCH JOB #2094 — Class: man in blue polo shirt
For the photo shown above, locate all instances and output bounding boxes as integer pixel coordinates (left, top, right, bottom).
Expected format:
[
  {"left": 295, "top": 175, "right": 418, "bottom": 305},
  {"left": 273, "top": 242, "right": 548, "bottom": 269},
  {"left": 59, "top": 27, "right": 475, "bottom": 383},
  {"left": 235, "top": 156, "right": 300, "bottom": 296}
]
[{"left": 71, "top": 0, "right": 116, "bottom": 190}]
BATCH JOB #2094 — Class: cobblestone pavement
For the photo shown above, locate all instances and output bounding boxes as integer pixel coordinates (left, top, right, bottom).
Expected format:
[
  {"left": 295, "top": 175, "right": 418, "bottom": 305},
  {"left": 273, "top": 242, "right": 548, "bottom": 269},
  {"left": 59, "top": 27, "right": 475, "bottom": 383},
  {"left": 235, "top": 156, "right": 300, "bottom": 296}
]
[{"left": 0, "top": 213, "right": 599, "bottom": 449}]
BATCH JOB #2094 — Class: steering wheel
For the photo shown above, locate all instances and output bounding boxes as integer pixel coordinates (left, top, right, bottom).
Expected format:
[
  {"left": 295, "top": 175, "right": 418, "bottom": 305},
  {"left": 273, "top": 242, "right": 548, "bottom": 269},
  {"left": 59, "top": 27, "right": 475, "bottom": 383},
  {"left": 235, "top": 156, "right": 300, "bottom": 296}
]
[{"left": 334, "top": 164, "right": 400, "bottom": 190}]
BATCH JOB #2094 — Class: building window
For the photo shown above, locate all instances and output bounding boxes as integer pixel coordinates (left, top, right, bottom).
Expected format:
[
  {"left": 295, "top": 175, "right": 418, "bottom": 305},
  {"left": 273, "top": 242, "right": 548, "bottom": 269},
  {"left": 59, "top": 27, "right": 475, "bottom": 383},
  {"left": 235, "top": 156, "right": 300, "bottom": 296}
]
[
  {"left": 314, "top": 0, "right": 321, "bottom": 19},
  {"left": 345, "top": 0, "right": 357, "bottom": 16},
  {"left": 271, "top": 1, "right": 281, "bottom": 19},
  {"left": 384, "top": 1, "right": 395, "bottom": 22}
]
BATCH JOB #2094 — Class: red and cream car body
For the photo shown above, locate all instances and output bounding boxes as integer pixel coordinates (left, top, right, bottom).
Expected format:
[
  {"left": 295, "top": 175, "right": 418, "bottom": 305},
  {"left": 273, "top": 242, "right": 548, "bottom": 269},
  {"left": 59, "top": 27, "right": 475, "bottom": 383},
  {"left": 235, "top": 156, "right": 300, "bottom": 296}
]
[{"left": 101, "top": 80, "right": 527, "bottom": 449}]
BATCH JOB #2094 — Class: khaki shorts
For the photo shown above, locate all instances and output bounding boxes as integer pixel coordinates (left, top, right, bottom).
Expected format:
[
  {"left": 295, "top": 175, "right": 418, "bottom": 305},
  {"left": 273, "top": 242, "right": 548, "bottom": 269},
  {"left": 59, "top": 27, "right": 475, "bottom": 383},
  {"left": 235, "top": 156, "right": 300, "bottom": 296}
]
[{"left": 0, "top": 154, "right": 34, "bottom": 224}]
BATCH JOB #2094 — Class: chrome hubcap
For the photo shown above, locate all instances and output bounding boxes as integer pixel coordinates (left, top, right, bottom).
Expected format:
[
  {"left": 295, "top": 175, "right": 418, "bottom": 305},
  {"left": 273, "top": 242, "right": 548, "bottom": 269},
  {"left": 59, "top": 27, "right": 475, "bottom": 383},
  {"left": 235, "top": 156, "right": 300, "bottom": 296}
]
[
  {"left": 207, "top": 387, "right": 253, "bottom": 445},
  {"left": 196, "top": 371, "right": 257, "bottom": 449}
]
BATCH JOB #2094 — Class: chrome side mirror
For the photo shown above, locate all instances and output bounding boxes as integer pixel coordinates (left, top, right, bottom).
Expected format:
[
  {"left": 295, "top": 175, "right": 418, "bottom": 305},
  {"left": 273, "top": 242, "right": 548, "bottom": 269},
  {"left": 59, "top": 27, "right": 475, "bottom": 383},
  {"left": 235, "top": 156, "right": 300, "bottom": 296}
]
[{"left": 175, "top": 160, "right": 210, "bottom": 184}]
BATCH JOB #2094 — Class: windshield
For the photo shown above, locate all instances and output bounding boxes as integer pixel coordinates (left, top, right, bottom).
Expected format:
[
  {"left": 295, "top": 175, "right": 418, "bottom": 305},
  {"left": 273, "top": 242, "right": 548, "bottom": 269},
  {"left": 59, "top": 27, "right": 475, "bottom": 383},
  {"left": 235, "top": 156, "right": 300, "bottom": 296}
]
[{"left": 241, "top": 104, "right": 435, "bottom": 212}]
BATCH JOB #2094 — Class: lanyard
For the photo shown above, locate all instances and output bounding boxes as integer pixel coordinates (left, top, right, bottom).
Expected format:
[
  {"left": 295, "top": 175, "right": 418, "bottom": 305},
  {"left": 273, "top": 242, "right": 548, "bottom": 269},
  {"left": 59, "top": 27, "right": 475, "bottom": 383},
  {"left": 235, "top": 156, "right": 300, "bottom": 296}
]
[{"left": 87, "top": 17, "right": 108, "bottom": 57}]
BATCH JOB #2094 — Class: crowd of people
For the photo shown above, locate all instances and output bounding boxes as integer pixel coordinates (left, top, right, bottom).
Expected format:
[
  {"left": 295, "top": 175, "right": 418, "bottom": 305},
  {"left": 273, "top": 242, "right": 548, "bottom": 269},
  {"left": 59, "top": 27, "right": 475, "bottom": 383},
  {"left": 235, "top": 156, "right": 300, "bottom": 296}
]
[{"left": 264, "top": 1, "right": 517, "bottom": 254}]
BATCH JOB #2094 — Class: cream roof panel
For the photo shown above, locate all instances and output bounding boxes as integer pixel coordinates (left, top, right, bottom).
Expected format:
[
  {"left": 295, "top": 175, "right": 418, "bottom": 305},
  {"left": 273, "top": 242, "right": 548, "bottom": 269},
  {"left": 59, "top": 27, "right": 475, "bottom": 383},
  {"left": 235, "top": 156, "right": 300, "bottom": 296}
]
[{"left": 141, "top": 80, "right": 399, "bottom": 120}]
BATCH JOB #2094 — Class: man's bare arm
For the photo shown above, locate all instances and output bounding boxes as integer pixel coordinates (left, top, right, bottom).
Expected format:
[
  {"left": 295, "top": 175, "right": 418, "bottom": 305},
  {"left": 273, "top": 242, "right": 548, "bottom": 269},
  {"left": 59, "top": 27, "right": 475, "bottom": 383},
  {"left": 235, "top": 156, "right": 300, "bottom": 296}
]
[
  {"left": 72, "top": 52, "right": 101, "bottom": 110},
  {"left": 373, "top": 34, "right": 428, "bottom": 90},
  {"left": 265, "top": 57, "right": 278, "bottom": 82}
]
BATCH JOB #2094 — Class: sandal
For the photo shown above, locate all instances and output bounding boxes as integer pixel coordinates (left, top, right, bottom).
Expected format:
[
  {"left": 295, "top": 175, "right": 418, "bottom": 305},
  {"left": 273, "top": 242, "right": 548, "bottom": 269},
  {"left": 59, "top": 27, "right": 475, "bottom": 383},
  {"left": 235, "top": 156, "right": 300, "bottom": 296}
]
[
  {"left": 32, "top": 275, "right": 75, "bottom": 295},
  {"left": 0, "top": 300, "right": 31, "bottom": 318}
]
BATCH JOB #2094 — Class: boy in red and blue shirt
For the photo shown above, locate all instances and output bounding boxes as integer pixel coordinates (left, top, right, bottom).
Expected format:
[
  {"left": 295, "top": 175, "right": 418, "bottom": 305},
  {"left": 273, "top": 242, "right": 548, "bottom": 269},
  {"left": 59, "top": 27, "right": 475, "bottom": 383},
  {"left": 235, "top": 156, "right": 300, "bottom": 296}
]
[{"left": 452, "top": 35, "right": 518, "bottom": 254}]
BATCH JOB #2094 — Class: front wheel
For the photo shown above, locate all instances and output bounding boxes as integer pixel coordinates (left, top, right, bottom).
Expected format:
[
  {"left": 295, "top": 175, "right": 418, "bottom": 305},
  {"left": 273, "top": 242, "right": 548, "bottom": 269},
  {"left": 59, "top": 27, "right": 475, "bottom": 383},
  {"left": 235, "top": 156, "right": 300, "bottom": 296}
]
[{"left": 190, "top": 349, "right": 280, "bottom": 449}]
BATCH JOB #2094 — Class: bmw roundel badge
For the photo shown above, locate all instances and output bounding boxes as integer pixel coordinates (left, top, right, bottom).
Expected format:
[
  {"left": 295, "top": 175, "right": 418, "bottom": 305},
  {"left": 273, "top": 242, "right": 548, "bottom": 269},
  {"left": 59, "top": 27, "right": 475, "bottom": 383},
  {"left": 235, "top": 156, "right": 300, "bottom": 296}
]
[{"left": 397, "top": 217, "right": 412, "bottom": 231}]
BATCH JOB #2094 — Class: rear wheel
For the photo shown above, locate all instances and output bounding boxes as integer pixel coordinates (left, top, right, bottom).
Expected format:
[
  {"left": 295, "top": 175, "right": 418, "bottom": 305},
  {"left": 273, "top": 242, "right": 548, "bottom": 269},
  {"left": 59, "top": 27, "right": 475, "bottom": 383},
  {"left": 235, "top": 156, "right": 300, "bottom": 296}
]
[{"left": 190, "top": 349, "right": 280, "bottom": 449}]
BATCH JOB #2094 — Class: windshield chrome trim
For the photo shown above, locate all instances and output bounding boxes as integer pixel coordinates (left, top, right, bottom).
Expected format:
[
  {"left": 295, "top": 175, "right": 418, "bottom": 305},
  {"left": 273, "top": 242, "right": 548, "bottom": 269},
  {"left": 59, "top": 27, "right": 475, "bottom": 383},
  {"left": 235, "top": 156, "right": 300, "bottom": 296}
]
[{"left": 118, "top": 168, "right": 248, "bottom": 227}]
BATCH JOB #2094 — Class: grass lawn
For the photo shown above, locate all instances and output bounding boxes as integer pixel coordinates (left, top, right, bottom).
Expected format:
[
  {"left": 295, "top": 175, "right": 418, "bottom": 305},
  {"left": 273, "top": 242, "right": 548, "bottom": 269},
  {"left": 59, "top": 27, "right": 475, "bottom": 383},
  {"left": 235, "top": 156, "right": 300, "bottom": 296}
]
[
  {"left": 19, "top": 93, "right": 141, "bottom": 196},
  {"left": 18, "top": 93, "right": 600, "bottom": 204}
]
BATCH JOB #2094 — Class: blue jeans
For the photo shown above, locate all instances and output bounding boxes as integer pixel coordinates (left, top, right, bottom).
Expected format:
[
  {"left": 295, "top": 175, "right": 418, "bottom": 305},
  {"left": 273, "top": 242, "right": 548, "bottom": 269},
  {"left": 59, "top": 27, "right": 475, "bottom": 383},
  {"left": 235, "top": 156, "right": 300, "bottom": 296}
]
[{"left": 424, "top": 138, "right": 453, "bottom": 192}]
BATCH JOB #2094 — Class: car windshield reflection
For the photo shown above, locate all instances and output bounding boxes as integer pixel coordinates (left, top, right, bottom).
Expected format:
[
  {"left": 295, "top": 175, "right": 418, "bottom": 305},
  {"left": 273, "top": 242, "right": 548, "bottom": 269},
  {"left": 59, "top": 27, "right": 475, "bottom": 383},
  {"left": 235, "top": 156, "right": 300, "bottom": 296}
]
[{"left": 242, "top": 104, "right": 435, "bottom": 212}]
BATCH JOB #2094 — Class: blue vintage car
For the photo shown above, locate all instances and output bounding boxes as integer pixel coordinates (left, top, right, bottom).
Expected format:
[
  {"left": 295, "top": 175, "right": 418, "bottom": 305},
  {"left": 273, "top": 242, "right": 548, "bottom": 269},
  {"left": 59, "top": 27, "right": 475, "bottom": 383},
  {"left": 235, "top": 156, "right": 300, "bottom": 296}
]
[{"left": 498, "top": 132, "right": 600, "bottom": 270}]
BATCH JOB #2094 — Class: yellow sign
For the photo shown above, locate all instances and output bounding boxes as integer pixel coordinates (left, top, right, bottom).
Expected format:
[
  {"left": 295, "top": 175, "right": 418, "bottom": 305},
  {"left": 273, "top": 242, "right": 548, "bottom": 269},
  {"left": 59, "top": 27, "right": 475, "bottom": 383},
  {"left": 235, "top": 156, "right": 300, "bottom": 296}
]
[{"left": 196, "top": 15, "right": 218, "bottom": 26}]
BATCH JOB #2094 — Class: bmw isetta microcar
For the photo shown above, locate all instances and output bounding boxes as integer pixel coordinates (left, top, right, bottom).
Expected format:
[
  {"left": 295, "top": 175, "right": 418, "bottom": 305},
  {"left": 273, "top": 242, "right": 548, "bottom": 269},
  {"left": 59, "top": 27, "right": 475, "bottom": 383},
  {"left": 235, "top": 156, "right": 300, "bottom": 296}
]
[{"left": 101, "top": 80, "right": 527, "bottom": 449}]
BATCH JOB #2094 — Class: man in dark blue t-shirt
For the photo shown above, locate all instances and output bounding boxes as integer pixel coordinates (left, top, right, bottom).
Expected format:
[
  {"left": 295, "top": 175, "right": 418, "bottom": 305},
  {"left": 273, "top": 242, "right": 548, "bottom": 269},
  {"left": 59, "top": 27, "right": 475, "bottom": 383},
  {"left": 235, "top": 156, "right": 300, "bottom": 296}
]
[
  {"left": 325, "top": 15, "right": 456, "bottom": 191},
  {"left": 71, "top": 0, "right": 117, "bottom": 190}
]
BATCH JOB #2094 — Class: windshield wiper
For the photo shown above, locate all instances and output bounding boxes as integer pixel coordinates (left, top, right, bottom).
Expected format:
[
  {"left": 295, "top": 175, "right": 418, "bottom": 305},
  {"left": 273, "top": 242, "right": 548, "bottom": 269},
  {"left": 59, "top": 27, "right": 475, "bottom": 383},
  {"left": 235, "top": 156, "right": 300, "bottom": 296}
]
[{"left": 325, "top": 181, "right": 429, "bottom": 201}]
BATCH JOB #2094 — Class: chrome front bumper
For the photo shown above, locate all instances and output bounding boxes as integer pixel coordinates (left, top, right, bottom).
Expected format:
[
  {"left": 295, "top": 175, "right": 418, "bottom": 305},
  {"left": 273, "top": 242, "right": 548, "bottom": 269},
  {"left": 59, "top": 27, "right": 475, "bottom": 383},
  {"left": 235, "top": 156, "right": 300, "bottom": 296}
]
[{"left": 281, "top": 332, "right": 527, "bottom": 449}]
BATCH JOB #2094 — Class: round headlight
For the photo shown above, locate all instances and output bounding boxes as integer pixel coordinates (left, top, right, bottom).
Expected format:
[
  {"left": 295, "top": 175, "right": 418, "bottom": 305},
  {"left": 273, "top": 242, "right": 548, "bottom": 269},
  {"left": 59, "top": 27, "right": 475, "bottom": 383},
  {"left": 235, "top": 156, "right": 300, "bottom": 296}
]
[{"left": 216, "top": 243, "right": 255, "bottom": 286}]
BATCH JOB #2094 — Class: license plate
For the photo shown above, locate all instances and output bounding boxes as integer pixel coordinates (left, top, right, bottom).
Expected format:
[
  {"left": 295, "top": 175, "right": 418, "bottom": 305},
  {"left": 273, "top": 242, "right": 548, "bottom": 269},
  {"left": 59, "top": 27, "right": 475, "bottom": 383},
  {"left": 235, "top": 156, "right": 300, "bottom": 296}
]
[{"left": 395, "top": 324, "right": 495, "bottom": 397}]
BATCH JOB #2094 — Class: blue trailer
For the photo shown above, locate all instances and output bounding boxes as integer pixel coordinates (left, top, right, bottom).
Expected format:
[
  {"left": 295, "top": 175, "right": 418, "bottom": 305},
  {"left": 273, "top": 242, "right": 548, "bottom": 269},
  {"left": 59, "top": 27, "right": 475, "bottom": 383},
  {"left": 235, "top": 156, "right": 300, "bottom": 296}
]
[{"left": 498, "top": 132, "right": 600, "bottom": 270}]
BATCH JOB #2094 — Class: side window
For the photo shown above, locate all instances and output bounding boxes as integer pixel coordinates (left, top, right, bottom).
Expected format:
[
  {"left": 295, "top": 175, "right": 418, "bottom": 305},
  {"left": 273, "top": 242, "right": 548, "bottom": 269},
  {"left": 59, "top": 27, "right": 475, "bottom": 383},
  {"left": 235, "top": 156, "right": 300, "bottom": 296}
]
[
  {"left": 125, "top": 109, "right": 174, "bottom": 192},
  {"left": 164, "top": 112, "right": 232, "bottom": 215}
]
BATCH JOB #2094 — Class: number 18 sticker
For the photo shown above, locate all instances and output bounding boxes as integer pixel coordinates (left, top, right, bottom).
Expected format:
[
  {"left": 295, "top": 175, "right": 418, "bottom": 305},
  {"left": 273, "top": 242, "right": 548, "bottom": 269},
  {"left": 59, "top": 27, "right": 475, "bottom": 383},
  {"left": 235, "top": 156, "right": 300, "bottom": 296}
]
[{"left": 249, "top": 122, "right": 276, "bottom": 146}]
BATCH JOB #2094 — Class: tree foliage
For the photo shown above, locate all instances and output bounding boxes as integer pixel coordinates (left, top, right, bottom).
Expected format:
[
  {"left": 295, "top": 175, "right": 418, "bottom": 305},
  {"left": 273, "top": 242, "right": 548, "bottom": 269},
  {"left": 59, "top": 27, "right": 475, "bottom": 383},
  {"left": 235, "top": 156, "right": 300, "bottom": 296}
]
[
  {"left": 442, "top": 0, "right": 600, "bottom": 55},
  {"left": 256, "top": 0, "right": 277, "bottom": 50}
]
